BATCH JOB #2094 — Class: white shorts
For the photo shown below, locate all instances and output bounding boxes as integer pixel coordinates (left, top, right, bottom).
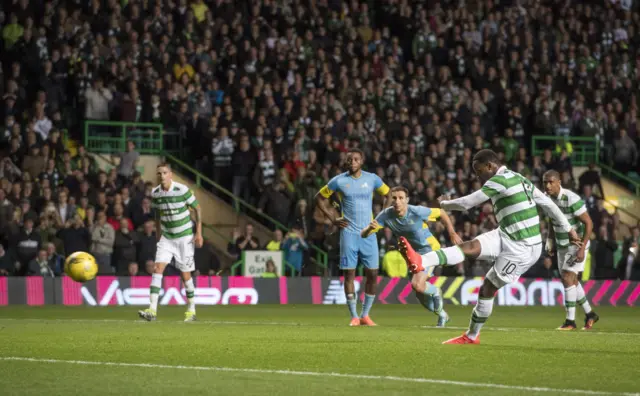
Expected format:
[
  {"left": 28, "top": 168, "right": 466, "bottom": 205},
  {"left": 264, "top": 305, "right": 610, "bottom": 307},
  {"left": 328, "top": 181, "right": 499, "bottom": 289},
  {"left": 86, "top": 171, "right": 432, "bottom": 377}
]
[
  {"left": 155, "top": 235, "right": 195, "bottom": 273},
  {"left": 476, "top": 229, "right": 543, "bottom": 289},
  {"left": 557, "top": 240, "right": 590, "bottom": 274}
]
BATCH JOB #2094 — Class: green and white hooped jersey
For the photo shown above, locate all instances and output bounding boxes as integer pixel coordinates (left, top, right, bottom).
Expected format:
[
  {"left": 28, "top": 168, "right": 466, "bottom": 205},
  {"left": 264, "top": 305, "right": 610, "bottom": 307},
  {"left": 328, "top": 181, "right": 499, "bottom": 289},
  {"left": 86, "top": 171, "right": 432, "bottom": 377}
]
[
  {"left": 547, "top": 188, "right": 587, "bottom": 248},
  {"left": 480, "top": 167, "right": 542, "bottom": 246},
  {"left": 151, "top": 181, "right": 198, "bottom": 239}
]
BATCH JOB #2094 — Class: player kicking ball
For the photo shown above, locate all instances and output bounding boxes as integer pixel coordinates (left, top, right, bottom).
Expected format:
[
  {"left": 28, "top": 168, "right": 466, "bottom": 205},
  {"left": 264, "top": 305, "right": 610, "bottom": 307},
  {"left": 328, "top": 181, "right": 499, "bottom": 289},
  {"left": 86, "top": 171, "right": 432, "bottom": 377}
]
[
  {"left": 398, "top": 150, "right": 581, "bottom": 344},
  {"left": 360, "top": 186, "right": 463, "bottom": 327},
  {"left": 316, "top": 149, "right": 390, "bottom": 326},
  {"left": 139, "top": 163, "right": 203, "bottom": 322},
  {"left": 542, "top": 170, "right": 599, "bottom": 330}
]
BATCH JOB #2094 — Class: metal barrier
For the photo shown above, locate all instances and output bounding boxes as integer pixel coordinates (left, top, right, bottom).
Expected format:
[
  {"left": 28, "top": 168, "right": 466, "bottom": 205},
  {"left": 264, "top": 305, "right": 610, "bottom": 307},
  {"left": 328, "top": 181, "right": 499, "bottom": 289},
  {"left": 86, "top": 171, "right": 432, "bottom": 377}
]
[
  {"left": 531, "top": 136, "right": 600, "bottom": 165},
  {"left": 166, "top": 155, "right": 329, "bottom": 271},
  {"left": 531, "top": 135, "right": 639, "bottom": 196},
  {"left": 83, "top": 121, "right": 183, "bottom": 156}
]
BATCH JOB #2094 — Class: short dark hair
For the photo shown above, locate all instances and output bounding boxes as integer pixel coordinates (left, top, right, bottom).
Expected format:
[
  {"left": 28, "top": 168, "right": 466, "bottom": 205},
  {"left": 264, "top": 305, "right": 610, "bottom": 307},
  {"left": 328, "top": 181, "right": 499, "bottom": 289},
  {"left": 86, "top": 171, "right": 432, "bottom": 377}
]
[
  {"left": 472, "top": 149, "right": 500, "bottom": 166},
  {"left": 156, "top": 162, "right": 172, "bottom": 170},
  {"left": 347, "top": 148, "right": 365, "bottom": 160},
  {"left": 390, "top": 186, "right": 409, "bottom": 196},
  {"left": 543, "top": 170, "right": 561, "bottom": 180}
]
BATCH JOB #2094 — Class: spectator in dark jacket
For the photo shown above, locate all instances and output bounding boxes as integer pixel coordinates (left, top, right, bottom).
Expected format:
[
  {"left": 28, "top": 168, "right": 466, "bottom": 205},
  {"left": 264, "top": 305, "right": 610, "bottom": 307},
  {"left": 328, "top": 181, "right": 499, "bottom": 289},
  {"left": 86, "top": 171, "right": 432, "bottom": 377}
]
[
  {"left": 137, "top": 220, "right": 157, "bottom": 272},
  {"left": 113, "top": 218, "right": 139, "bottom": 274},
  {"left": 12, "top": 218, "right": 41, "bottom": 275},
  {"left": 57, "top": 214, "right": 91, "bottom": 256},
  {"left": 258, "top": 182, "right": 294, "bottom": 227},
  {"left": 28, "top": 248, "right": 55, "bottom": 277},
  {"left": 231, "top": 137, "right": 256, "bottom": 203}
]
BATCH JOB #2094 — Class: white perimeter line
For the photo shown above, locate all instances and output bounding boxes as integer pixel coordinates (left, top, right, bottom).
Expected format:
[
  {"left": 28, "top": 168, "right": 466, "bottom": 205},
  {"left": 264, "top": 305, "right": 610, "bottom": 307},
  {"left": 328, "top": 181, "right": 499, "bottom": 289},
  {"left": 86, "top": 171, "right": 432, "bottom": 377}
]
[
  {"left": 421, "top": 325, "right": 640, "bottom": 336},
  {"left": 1, "top": 318, "right": 640, "bottom": 336},
  {"left": 1, "top": 356, "right": 637, "bottom": 396}
]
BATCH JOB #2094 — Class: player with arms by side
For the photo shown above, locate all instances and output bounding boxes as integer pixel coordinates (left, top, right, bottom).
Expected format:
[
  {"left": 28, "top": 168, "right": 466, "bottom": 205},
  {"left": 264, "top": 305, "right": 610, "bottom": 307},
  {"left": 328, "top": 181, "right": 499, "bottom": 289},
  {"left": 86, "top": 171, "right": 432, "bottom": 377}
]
[
  {"left": 543, "top": 170, "right": 599, "bottom": 330},
  {"left": 398, "top": 150, "right": 581, "bottom": 344},
  {"left": 139, "top": 163, "right": 203, "bottom": 322},
  {"left": 360, "top": 186, "right": 463, "bottom": 327},
  {"left": 316, "top": 149, "right": 390, "bottom": 326}
]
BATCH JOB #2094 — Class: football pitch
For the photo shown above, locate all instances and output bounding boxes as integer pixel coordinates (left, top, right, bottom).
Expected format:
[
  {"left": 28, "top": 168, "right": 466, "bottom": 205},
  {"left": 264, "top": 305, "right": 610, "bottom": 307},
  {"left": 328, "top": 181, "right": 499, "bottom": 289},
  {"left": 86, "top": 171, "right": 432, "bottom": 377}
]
[{"left": 0, "top": 305, "right": 639, "bottom": 395}]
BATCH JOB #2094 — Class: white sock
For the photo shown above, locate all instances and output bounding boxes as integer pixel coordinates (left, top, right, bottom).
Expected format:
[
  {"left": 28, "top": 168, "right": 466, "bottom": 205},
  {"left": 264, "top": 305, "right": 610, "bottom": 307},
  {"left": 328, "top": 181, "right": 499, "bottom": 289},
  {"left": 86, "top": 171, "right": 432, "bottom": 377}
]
[
  {"left": 149, "top": 273, "right": 163, "bottom": 312},
  {"left": 564, "top": 285, "right": 577, "bottom": 321},
  {"left": 466, "top": 297, "right": 494, "bottom": 340},
  {"left": 184, "top": 278, "right": 196, "bottom": 313},
  {"left": 575, "top": 283, "right": 592, "bottom": 314},
  {"left": 421, "top": 246, "right": 465, "bottom": 268}
]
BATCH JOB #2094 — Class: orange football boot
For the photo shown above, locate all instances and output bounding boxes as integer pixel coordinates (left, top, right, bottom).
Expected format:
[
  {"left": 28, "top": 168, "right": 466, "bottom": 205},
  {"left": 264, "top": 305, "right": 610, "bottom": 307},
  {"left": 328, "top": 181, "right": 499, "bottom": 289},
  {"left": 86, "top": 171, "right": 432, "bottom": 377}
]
[
  {"left": 398, "top": 237, "right": 424, "bottom": 273},
  {"left": 442, "top": 333, "right": 480, "bottom": 345}
]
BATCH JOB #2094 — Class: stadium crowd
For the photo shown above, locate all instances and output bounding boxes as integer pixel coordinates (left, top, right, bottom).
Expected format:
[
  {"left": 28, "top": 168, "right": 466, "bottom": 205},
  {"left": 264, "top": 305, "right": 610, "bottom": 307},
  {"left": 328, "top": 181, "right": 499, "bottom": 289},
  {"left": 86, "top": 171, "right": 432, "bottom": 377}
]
[{"left": 0, "top": 0, "right": 639, "bottom": 279}]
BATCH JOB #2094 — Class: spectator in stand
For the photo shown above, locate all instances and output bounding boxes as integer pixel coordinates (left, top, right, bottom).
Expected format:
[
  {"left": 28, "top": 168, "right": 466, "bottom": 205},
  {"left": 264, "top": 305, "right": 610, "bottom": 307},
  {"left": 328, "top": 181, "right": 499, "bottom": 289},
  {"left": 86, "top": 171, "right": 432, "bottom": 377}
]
[
  {"left": 137, "top": 220, "right": 157, "bottom": 274},
  {"left": 113, "top": 141, "right": 140, "bottom": 185},
  {"left": 257, "top": 181, "right": 294, "bottom": 227},
  {"left": 45, "top": 242, "right": 64, "bottom": 276},
  {"left": 265, "top": 229, "right": 284, "bottom": 252},
  {"left": 108, "top": 203, "right": 133, "bottom": 232},
  {"left": 593, "top": 225, "right": 620, "bottom": 279},
  {"left": 194, "top": 240, "right": 221, "bottom": 276},
  {"left": 282, "top": 225, "right": 308, "bottom": 275},
  {"left": 12, "top": 217, "right": 40, "bottom": 275},
  {"left": 262, "top": 259, "right": 278, "bottom": 278},
  {"left": 579, "top": 164, "right": 606, "bottom": 199},
  {"left": 211, "top": 127, "right": 234, "bottom": 189},
  {"left": 231, "top": 135, "right": 256, "bottom": 203},
  {"left": 612, "top": 129, "right": 638, "bottom": 175},
  {"left": 0, "top": 245, "right": 12, "bottom": 276},
  {"left": 90, "top": 211, "right": 115, "bottom": 275},
  {"left": 28, "top": 248, "right": 56, "bottom": 277},
  {"left": 85, "top": 78, "right": 112, "bottom": 121},
  {"left": 131, "top": 197, "right": 155, "bottom": 229},
  {"left": 113, "top": 218, "right": 139, "bottom": 275},
  {"left": 236, "top": 224, "right": 260, "bottom": 253},
  {"left": 227, "top": 228, "right": 242, "bottom": 260},
  {"left": 55, "top": 190, "right": 75, "bottom": 225},
  {"left": 57, "top": 214, "right": 91, "bottom": 257},
  {"left": 254, "top": 149, "right": 277, "bottom": 194}
]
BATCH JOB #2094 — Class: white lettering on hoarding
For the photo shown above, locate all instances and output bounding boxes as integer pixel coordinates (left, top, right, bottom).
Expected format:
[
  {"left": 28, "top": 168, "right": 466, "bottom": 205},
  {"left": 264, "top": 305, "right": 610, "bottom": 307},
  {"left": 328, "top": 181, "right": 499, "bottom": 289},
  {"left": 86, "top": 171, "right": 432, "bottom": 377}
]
[
  {"left": 323, "top": 280, "right": 361, "bottom": 304},
  {"left": 80, "top": 281, "right": 259, "bottom": 306}
]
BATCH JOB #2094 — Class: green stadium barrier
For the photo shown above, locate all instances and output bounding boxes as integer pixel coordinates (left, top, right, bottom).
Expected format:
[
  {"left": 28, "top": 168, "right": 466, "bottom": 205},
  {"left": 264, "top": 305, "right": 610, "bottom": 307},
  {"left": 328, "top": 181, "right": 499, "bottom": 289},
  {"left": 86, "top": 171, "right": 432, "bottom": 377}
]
[
  {"left": 531, "top": 135, "right": 639, "bottom": 196},
  {"left": 83, "top": 120, "right": 183, "bottom": 156},
  {"left": 166, "top": 155, "right": 329, "bottom": 272}
]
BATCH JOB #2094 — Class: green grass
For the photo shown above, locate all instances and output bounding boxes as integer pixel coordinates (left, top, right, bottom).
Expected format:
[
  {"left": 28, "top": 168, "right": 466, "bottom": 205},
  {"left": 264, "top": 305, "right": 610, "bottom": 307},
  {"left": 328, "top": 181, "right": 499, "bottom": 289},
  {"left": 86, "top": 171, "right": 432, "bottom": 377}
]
[{"left": 1, "top": 305, "right": 639, "bottom": 395}]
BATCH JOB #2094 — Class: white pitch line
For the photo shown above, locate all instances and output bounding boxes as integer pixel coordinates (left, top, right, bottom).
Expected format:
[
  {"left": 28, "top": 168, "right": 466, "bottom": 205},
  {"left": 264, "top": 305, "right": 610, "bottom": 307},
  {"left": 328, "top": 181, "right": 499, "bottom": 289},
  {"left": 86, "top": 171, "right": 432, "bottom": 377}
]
[
  {"left": 1, "top": 356, "right": 637, "bottom": 396},
  {"left": 1, "top": 317, "right": 640, "bottom": 336},
  {"left": 421, "top": 325, "right": 640, "bottom": 337}
]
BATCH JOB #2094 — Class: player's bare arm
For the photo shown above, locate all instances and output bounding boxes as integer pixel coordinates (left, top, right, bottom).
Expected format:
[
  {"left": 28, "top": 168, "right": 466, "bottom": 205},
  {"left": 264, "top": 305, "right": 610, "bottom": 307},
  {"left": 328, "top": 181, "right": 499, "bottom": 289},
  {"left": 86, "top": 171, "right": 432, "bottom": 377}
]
[
  {"left": 315, "top": 192, "right": 349, "bottom": 228},
  {"left": 546, "top": 226, "right": 556, "bottom": 256},
  {"left": 192, "top": 203, "right": 203, "bottom": 248},
  {"left": 438, "top": 210, "right": 463, "bottom": 245},
  {"left": 361, "top": 219, "right": 381, "bottom": 238},
  {"left": 575, "top": 212, "right": 593, "bottom": 263},
  {"left": 532, "top": 188, "right": 582, "bottom": 247}
]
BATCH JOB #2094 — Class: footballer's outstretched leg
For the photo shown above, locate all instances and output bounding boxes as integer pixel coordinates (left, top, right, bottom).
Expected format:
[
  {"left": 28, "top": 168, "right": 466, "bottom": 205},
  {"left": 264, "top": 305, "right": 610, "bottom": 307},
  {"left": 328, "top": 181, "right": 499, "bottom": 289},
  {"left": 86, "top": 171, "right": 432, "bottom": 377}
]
[
  {"left": 411, "top": 270, "right": 449, "bottom": 327},
  {"left": 399, "top": 237, "right": 465, "bottom": 273}
]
